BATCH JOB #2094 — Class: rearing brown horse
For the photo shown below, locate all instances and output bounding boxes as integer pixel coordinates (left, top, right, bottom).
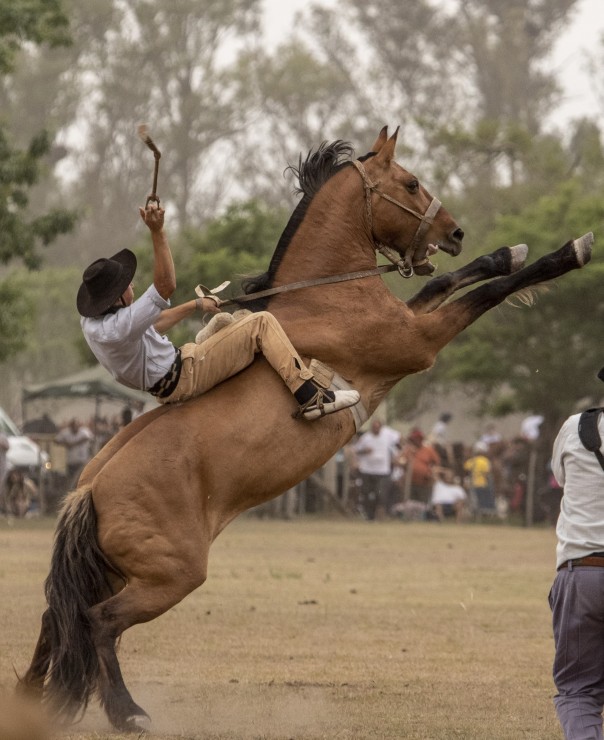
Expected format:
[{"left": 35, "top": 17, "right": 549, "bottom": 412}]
[{"left": 19, "top": 127, "right": 592, "bottom": 732}]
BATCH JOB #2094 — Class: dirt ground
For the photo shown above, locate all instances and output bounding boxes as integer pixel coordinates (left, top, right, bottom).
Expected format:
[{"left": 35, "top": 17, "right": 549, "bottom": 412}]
[{"left": 0, "top": 515, "right": 563, "bottom": 739}]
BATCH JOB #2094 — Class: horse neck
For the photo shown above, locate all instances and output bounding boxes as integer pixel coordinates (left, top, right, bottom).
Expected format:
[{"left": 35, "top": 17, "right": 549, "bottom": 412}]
[
  {"left": 266, "top": 166, "right": 423, "bottom": 412},
  {"left": 274, "top": 171, "right": 375, "bottom": 284}
]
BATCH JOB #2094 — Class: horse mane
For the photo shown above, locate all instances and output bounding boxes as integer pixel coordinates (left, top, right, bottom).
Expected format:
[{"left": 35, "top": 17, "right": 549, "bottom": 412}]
[{"left": 239, "top": 140, "right": 368, "bottom": 309}]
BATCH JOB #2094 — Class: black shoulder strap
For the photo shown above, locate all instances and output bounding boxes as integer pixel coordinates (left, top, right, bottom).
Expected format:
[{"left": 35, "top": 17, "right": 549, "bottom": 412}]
[{"left": 578, "top": 408, "right": 604, "bottom": 472}]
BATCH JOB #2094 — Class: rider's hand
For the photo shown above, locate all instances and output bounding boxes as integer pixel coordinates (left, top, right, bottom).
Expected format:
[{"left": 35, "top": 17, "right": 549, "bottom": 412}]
[
  {"left": 139, "top": 202, "right": 165, "bottom": 232},
  {"left": 196, "top": 297, "right": 221, "bottom": 315}
]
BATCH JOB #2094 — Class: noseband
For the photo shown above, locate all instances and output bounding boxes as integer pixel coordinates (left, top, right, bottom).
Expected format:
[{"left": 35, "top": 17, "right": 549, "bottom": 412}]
[{"left": 351, "top": 159, "right": 441, "bottom": 278}]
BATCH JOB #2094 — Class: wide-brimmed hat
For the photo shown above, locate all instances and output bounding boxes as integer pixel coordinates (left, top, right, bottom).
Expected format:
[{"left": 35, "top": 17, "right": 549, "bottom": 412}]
[{"left": 76, "top": 249, "right": 137, "bottom": 317}]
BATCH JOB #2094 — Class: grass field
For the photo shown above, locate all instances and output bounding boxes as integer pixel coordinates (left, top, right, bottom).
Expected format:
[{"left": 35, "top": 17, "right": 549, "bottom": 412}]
[{"left": 0, "top": 515, "right": 563, "bottom": 739}]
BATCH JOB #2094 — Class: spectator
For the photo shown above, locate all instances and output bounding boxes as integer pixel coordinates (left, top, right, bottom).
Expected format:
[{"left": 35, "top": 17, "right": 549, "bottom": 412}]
[
  {"left": 121, "top": 406, "right": 133, "bottom": 427},
  {"left": 355, "top": 419, "right": 401, "bottom": 520},
  {"left": 55, "top": 418, "right": 94, "bottom": 487},
  {"left": 464, "top": 441, "right": 496, "bottom": 514},
  {"left": 479, "top": 422, "right": 502, "bottom": 447},
  {"left": 0, "top": 432, "right": 9, "bottom": 507},
  {"left": 3, "top": 469, "right": 37, "bottom": 518},
  {"left": 521, "top": 413, "right": 544, "bottom": 442},
  {"left": 429, "top": 412, "right": 454, "bottom": 466},
  {"left": 430, "top": 467, "right": 467, "bottom": 523},
  {"left": 502, "top": 436, "right": 531, "bottom": 511},
  {"left": 548, "top": 370, "right": 604, "bottom": 739},
  {"left": 399, "top": 428, "right": 441, "bottom": 506},
  {"left": 430, "top": 412, "right": 452, "bottom": 444},
  {"left": 22, "top": 413, "right": 57, "bottom": 435}
]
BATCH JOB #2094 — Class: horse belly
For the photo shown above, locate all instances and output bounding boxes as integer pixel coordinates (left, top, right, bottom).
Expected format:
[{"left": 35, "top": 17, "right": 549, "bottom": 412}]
[{"left": 89, "top": 361, "right": 355, "bottom": 564}]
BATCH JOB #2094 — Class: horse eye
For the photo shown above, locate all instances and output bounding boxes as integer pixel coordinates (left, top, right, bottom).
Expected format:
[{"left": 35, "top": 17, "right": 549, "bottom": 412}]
[{"left": 407, "top": 179, "right": 420, "bottom": 194}]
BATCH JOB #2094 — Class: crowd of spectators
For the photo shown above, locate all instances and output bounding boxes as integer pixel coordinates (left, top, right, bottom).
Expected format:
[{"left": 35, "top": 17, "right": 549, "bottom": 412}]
[
  {"left": 0, "top": 406, "right": 140, "bottom": 518},
  {"left": 341, "top": 412, "right": 560, "bottom": 524}
]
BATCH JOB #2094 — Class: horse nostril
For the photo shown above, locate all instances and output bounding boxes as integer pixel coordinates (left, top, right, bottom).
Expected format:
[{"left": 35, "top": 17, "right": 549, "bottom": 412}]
[{"left": 453, "top": 228, "right": 464, "bottom": 242}]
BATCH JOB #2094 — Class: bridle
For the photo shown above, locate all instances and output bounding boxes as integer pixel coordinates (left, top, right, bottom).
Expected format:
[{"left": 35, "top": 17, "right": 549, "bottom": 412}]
[
  {"left": 203, "top": 158, "right": 442, "bottom": 307},
  {"left": 351, "top": 159, "right": 441, "bottom": 279}
]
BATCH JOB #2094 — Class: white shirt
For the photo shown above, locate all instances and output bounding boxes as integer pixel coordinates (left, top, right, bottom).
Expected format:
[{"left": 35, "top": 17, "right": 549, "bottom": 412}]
[
  {"left": 552, "top": 411, "right": 604, "bottom": 568},
  {"left": 521, "top": 414, "right": 544, "bottom": 441},
  {"left": 55, "top": 426, "right": 94, "bottom": 465},
  {"left": 431, "top": 479, "right": 467, "bottom": 506},
  {"left": 355, "top": 426, "right": 401, "bottom": 476},
  {"left": 81, "top": 285, "right": 174, "bottom": 390}
]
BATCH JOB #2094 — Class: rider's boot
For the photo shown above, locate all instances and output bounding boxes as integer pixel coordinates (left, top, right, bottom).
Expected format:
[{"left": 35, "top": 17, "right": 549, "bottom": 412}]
[{"left": 294, "top": 381, "right": 360, "bottom": 421}]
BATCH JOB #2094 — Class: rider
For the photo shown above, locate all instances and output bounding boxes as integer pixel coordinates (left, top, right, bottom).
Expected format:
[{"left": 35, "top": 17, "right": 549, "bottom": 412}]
[{"left": 77, "top": 203, "right": 360, "bottom": 421}]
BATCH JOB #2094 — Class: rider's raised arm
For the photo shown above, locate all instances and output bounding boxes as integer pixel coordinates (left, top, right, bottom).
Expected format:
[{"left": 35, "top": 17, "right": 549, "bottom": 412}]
[{"left": 139, "top": 203, "right": 176, "bottom": 300}]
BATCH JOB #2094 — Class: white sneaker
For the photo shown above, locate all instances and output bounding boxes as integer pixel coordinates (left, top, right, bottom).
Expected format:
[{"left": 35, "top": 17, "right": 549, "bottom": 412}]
[{"left": 301, "top": 389, "right": 360, "bottom": 421}]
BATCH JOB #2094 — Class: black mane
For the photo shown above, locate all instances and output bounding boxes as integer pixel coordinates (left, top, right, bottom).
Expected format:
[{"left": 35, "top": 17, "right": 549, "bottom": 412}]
[{"left": 239, "top": 140, "right": 360, "bottom": 310}]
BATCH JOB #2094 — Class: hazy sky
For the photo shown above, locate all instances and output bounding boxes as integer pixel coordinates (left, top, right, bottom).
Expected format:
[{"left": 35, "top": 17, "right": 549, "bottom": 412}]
[{"left": 262, "top": 0, "right": 604, "bottom": 129}]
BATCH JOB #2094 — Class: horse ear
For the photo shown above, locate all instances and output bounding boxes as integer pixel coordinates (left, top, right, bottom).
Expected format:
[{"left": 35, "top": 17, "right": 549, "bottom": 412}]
[
  {"left": 370, "top": 126, "right": 388, "bottom": 152},
  {"left": 374, "top": 126, "right": 399, "bottom": 165}
]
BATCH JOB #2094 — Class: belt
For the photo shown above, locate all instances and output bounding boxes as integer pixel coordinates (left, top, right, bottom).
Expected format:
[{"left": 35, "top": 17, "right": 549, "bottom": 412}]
[
  {"left": 558, "top": 554, "right": 604, "bottom": 570},
  {"left": 148, "top": 348, "right": 182, "bottom": 399}
]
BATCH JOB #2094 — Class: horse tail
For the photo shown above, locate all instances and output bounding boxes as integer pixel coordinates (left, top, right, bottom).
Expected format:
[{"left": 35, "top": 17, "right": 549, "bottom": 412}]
[{"left": 43, "top": 485, "right": 123, "bottom": 720}]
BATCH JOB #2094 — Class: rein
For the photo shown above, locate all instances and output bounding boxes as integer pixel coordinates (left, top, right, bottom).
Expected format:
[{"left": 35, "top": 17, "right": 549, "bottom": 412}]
[
  {"left": 214, "top": 263, "right": 400, "bottom": 308},
  {"left": 351, "top": 159, "right": 441, "bottom": 278}
]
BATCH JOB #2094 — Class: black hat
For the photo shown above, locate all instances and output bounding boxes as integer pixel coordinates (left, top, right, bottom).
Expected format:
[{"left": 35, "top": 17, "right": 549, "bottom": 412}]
[
  {"left": 598, "top": 367, "right": 604, "bottom": 383},
  {"left": 77, "top": 249, "right": 137, "bottom": 317}
]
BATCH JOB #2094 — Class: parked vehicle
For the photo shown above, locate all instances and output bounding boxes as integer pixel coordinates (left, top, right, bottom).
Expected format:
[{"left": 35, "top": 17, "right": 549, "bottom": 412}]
[{"left": 0, "top": 406, "right": 50, "bottom": 481}]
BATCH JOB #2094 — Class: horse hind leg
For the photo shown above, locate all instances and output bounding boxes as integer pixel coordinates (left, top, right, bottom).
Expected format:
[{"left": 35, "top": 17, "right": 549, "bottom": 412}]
[
  {"left": 17, "top": 609, "right": 53, "bottom": 698},
  {"left": 89, "top": 568, "right": 208, "bottom": 732}
]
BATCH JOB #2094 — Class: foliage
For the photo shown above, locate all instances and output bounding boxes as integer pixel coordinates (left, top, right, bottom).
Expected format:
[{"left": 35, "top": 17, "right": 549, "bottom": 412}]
[
  {"left": 0, "top": 276, "right": 33, "bottom": 361},
  {"left": 0, "top": 127, "right": 78, "bottom": 269},
  {"left": 0, "top": 0, "right": 70, "bottom": 74},
  {"left": 436, "top": 178, "right": 604, "bottom": 436},
  {"left": 0, "top": 267, "right": 83, "bottom": 397},
  {"left": 0, "top": 0, "right": 77, "bottom": 365}
]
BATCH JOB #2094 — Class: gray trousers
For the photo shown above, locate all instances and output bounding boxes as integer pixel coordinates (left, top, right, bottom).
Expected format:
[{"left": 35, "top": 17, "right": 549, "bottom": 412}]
[{"left": 550, "top": 566, "right": 604, "bottom": 739}]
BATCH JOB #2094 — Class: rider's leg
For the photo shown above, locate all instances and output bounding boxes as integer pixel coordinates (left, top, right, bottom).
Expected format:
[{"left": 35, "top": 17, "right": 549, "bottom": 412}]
[{"left": 162, "top": 311, "right": 359, "bottom": 419}]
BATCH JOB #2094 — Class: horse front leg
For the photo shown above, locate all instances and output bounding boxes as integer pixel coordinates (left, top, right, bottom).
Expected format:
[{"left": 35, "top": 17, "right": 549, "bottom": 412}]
[
  {"left": 407, "top": 244, "right": 529, "bottom": 315},
  {"left": 419, "top": 233, "right": 593, "bottom": 349}
]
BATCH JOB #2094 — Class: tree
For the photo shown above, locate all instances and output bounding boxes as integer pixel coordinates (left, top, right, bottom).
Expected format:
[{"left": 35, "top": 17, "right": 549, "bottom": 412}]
[
  {"left": 38, "top": 0, "right": 266, "bottom": 270},
  {"left": 0, "top": 0, "right": 77, "bottom": 365}
]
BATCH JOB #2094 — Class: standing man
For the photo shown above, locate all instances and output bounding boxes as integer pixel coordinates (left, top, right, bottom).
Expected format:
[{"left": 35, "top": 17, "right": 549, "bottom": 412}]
[
  {"left": 355, "top": 419, "right": 401, "bottom": 520},
  {"left": 55, "top": 418, "right": 94, "bottom": 487},
  {"left": 549, "top": 367, "right": 604, "bottom": 739},
  {"left": 0, "top": 431, "right": 9, "bottom": 511}
]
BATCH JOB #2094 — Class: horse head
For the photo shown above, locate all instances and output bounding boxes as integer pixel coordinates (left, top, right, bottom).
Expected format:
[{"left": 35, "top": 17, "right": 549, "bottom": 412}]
[
  {"left": 356, "top": 126, "right": 464, "bottom": 276},
  {"left": 243, "top": 127, "right": 465, "bottom": 306}
]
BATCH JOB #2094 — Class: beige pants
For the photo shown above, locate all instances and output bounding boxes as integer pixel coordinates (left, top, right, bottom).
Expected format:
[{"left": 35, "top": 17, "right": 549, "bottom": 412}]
[{"left": 161, "top": 311, "right": 314, "bottom": 404}]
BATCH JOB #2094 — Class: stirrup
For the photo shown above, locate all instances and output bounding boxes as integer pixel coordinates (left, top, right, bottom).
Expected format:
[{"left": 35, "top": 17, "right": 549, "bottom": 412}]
[{"left": 293, "top": 388, "right": 360, "bottom": 421}]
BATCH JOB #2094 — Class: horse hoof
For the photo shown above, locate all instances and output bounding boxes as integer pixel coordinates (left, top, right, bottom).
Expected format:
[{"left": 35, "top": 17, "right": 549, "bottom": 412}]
[
  {"left": 124, "top": 712, "right": 151, "bottom": 733},
  {"left": 509, "top": 243, "right": 528, "bottom": 271},
  {"left": 572, "top": 232, "right": 593, "bottom": 266}
]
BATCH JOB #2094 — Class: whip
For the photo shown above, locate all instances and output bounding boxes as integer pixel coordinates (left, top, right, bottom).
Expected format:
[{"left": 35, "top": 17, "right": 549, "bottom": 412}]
[{"left": 137, "top": 123, "right": 162, "bottom": 207}]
